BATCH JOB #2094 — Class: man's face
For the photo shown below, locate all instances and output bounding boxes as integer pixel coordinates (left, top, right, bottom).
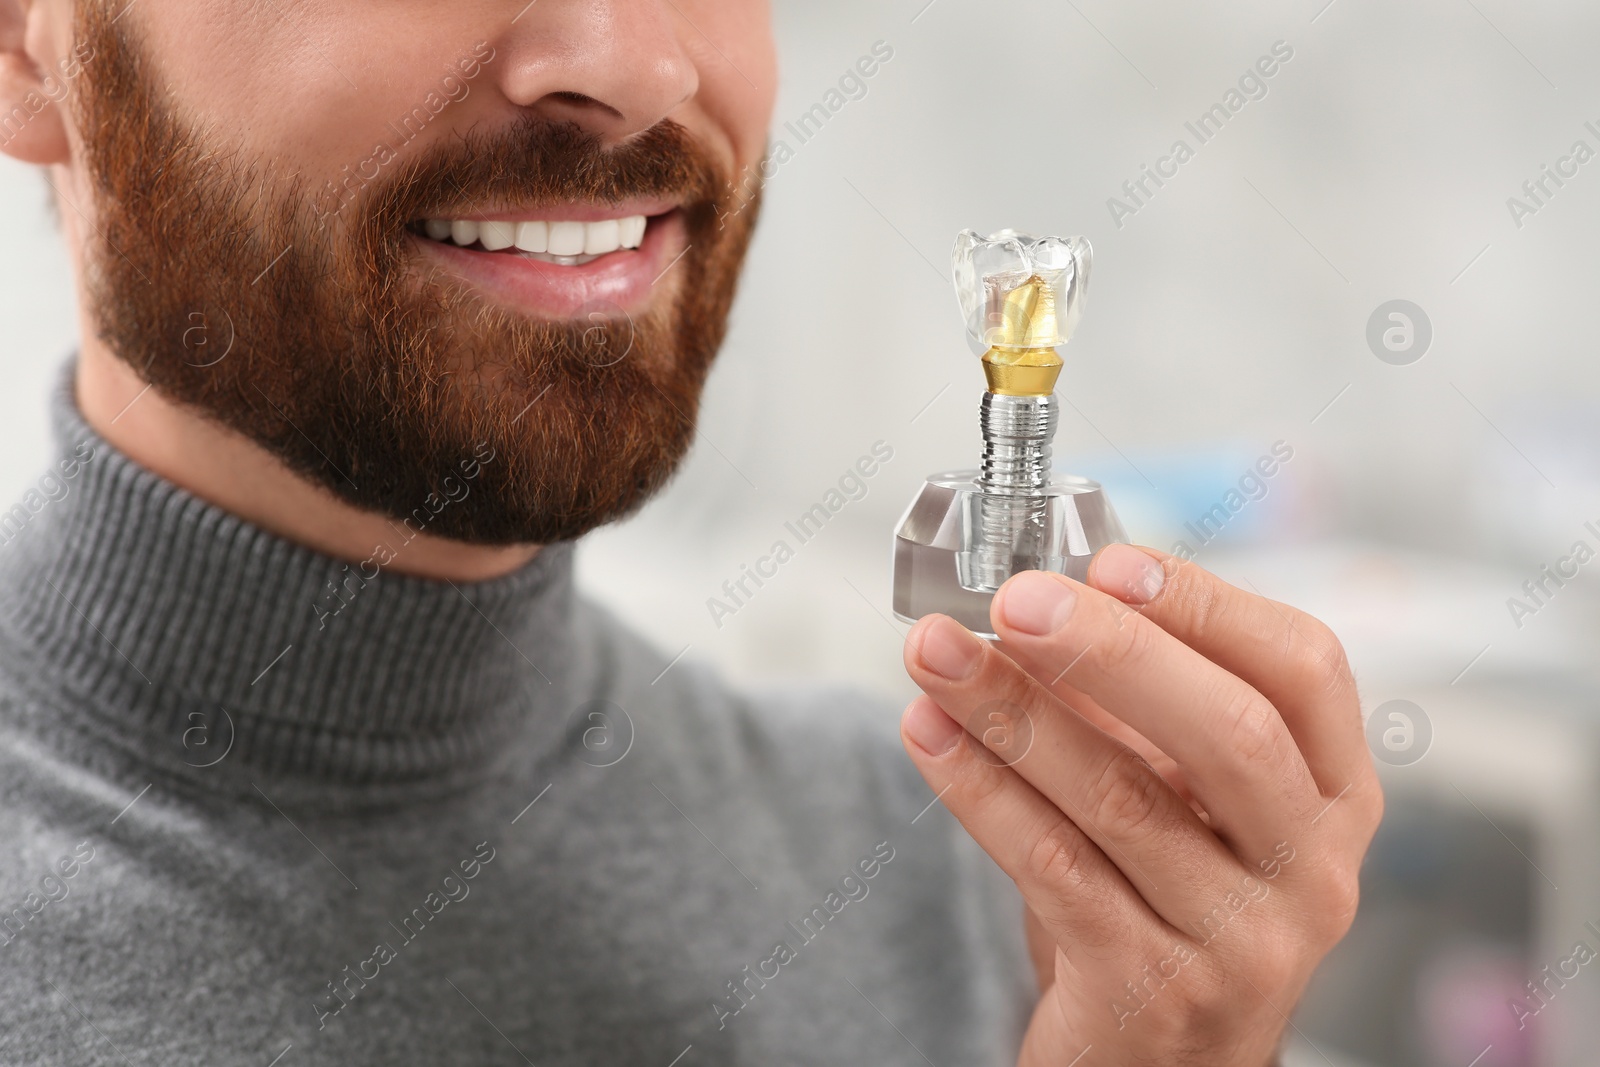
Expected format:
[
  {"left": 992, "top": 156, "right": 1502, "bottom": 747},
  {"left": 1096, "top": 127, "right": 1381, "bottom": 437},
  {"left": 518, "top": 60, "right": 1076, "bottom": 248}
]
[{"left": 57, "top": 0, "right": 775, "bottom": 544}]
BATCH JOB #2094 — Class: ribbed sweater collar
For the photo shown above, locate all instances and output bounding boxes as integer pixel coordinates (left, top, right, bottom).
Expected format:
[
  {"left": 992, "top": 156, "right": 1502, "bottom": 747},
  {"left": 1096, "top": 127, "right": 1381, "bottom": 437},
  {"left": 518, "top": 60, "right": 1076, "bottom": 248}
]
[{"left": 0, "top": 362, "right": 576, "bottom": 789}]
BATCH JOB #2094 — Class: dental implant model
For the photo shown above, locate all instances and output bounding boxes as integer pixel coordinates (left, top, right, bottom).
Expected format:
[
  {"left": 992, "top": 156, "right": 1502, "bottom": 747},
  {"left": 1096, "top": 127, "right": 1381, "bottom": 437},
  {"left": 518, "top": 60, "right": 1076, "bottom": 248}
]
[{"left": 892, "top": 229, "right": 1128, "bottom": 638}]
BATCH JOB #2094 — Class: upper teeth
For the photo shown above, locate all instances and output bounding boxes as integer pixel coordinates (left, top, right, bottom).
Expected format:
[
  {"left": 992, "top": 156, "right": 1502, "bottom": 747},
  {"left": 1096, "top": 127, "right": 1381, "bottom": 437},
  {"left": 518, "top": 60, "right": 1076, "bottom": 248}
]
[{"left": 422, "top": 215, "right": 648, "bottom": 255}]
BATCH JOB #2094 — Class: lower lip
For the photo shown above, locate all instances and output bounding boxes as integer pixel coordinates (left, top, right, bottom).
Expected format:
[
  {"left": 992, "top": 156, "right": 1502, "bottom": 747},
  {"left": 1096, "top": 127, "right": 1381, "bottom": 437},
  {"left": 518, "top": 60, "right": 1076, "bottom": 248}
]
[{"left": 410, "top": 211, "right": 685, "bottom": 319}]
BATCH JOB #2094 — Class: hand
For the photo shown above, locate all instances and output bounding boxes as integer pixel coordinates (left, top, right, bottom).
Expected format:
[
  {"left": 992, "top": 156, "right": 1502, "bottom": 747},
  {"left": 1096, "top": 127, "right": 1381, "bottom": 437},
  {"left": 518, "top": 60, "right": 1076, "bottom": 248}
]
[{"left": 898, "top": 544, "right": 1381, "bottom": 1067}]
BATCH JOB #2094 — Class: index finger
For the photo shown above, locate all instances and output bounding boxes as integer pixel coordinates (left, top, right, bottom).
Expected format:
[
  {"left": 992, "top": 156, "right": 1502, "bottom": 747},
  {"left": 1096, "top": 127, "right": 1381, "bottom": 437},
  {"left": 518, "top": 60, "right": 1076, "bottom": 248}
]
[
  {"left": 989, "top": 568, "right": 1316, "bottom": 861},
  {"left": 1085, "top": 544, "right": 1372, "bottom": 802}
]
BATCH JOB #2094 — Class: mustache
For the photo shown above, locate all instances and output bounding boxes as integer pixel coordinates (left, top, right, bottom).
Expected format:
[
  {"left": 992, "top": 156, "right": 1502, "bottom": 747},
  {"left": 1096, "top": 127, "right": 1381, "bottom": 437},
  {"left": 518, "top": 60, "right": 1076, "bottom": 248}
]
[{"left": 346, "top": 116, "right": 726, "bottom": 244}]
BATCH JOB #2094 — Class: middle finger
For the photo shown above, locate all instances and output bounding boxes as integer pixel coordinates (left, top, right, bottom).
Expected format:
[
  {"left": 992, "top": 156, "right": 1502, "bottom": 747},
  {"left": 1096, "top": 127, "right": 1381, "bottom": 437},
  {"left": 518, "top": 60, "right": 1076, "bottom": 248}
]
[{"left": 905, "top": 613, "right": 1250, "bottom": 931}]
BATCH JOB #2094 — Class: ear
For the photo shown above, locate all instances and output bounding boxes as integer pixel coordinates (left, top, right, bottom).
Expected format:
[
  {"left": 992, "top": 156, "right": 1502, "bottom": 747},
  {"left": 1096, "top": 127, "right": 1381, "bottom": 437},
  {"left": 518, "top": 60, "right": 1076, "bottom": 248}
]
[{"left": 0, "top": 0, "right": 74, "bottom": 165}]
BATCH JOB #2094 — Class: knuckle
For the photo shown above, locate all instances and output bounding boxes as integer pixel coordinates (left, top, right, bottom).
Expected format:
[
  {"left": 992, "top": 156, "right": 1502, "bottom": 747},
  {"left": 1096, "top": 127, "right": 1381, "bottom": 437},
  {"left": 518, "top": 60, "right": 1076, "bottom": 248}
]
[
  {"left": 1247, "top": 941, "right": 1301, "bottom": 996},
  {"left": 1330, "top": 774, "right": 1386, "bottom": 838},
  {"left": 970, "top": 698, "right": 1035, "bottom": 765},
  {"left": 1089, "top": 749, "right": 1171, "bottom": 841},
  {"left": 1092, "top": 615, "right": 1157, "bottom": 678},
  {"left": 1219, "top": 691, "right": 1286, "bottom": 769},
  {"left": 1176, "top": 570, "right": 1230, "bottom": 645},
  {"left": 1291, "top": 618, "right": 1354, "bottom": 698},
  {"left": 1025, "top": 820, "right": 1094, "bottom": 893},
  {"left": 1358, "top": 777, "right": 1387, "bottom": 833},
  {"left": 1154, "top": 964, "right": 1231, "bottom": 1040},
  {"left": 1314, "top": 868, "right": 1363, "bottom": 943},
  {"left": 953, "top": 756, "right": 1009, "bottom": 808}
]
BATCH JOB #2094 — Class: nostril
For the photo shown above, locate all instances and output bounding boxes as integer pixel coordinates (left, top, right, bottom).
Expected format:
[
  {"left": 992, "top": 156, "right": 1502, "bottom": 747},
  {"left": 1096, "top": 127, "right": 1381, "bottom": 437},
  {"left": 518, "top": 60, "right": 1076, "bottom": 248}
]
[{"left": 541, "top": 90, "right": 626, "bottom": 122}]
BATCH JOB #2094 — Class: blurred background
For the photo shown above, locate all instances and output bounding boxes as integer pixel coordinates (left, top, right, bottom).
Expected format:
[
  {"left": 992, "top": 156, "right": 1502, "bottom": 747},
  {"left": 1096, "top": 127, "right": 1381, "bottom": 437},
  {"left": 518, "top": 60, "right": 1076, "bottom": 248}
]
[{"left": 6, "top": 0, "right": 1600, "bottom": 1063}]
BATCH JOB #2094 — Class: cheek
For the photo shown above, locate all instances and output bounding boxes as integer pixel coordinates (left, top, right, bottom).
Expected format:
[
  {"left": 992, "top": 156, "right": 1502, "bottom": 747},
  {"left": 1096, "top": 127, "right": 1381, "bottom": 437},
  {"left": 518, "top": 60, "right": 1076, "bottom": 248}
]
[
  {"left": 676, "top": 0, "right": 776, "bottom": 172},
  {"left": 124, "top": 5, "right": 492, "bottom": 183}
]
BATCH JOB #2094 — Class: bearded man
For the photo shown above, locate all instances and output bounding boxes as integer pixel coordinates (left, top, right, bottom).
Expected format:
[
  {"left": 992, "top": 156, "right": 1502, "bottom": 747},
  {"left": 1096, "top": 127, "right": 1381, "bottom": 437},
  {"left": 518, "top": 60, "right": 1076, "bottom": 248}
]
[{"left": 0, "top": 2, "right": 1379, "bottom": 1064}]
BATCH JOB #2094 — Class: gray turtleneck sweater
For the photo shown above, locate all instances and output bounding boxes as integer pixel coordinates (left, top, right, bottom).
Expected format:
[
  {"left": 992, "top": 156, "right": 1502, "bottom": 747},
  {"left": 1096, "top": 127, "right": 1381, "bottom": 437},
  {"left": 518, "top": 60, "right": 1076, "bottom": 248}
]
[{"left": 0, "top": 364, "right": 1030, "bottom": 1066}]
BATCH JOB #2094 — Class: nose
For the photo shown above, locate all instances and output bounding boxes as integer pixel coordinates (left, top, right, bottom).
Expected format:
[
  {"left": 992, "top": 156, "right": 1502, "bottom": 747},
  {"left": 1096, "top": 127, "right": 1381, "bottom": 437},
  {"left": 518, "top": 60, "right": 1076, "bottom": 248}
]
[{"left": 489, "top": 0, "right": 700, "bottom": 142}]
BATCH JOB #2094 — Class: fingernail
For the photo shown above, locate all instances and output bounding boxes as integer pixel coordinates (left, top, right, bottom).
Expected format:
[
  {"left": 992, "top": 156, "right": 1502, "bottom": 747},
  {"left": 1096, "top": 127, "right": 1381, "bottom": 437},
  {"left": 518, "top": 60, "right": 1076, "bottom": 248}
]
[
  {"left": 1094, "top": 544, "right": 1166, "bottom": 604},
  {"left": 999, "top": 572, "right": 1077, "bottom": 635},
  {"left": 903, "top": 698, "right": 963, "bottom": 756},
  {"left": 916, "top": 616, "right": 983, "bottom": 680}
]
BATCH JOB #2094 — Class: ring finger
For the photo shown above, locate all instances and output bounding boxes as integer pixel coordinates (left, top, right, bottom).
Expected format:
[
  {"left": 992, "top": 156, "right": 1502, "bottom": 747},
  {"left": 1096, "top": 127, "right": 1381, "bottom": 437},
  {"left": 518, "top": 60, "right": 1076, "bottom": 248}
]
[{"left": 899, "top": 692, "right": 1176, "bottom": 972}]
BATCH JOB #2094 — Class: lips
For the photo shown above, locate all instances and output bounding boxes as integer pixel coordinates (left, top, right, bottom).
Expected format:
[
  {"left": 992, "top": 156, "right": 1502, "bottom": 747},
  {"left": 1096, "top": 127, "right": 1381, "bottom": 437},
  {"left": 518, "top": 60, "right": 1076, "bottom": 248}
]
[{"left": 407, "top": 202, "right": 687, "bottom": 320}]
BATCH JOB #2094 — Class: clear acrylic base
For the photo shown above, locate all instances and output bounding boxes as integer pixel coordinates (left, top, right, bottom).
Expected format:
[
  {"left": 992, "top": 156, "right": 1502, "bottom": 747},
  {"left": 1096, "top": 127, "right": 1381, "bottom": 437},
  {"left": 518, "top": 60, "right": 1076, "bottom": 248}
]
[{"left": 891, "top": 470, "right": 1128, "bottom": 639}]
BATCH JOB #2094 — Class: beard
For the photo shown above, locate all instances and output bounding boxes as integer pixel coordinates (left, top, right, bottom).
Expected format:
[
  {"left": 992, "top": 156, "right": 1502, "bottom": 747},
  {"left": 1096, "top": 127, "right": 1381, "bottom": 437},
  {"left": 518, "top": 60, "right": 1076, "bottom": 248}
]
[{"left": 69, "top": 1, "right": 761, "bottom": 545}]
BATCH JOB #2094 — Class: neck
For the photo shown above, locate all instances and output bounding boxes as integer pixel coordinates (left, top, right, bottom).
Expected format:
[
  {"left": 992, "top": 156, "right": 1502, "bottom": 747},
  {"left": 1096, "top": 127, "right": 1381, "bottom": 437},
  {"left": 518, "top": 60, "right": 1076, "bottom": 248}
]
[
  {"left": 1, "top": 360, "right": 579, "bottom": 793},
  {"left": 74, "top": 340, "right": 541, "bottom": 582}
]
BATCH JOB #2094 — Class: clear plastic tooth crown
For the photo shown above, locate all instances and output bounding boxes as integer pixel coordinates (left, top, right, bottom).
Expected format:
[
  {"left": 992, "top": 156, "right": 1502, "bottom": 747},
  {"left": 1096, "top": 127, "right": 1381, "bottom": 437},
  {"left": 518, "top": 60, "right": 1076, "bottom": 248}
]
[{"left": 953, "top": 229, "right": 1092, "bottom": 352}]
